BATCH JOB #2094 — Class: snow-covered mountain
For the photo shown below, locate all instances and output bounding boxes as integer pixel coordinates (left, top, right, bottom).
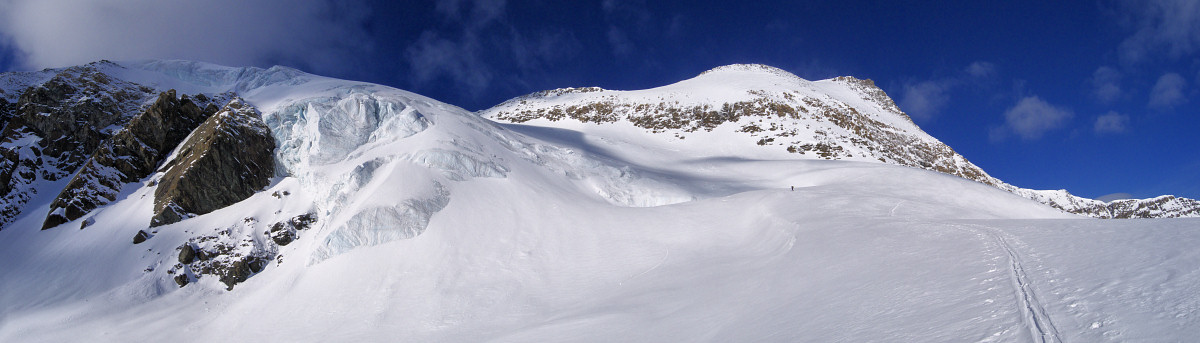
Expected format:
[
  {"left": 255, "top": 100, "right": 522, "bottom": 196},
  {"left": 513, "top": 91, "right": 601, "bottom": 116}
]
[
  {"left": 1, "top": 60, "right": 1198, "bottom": 341},
  {"left": 482, "top": 64, "right": 1200, "bottom": 219}
]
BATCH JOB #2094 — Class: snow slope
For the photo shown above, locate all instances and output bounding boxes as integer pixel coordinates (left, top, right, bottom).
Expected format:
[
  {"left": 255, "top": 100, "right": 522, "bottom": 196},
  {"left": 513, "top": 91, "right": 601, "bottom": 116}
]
[{"left": 0, "top": 61, "right": 1198, "bottom": 341}]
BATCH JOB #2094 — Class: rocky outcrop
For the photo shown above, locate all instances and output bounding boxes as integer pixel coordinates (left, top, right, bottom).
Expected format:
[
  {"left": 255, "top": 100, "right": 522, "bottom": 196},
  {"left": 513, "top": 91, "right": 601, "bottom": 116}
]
[
  {"left": 7, "top": 62, "right": 154, "bottom": 176},
  {"left": 42, "top": 90, "right": 223, "bottom": 229},
  {"left": 0, "top": 61, "right": 155, "bottom": 229},
  {"left": 151, "top": 99, "right": 275, "bottom": 227}
]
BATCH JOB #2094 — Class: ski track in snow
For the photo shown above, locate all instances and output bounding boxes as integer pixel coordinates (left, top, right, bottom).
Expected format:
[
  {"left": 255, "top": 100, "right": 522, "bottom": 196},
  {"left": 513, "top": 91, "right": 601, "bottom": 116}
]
[
  {"left": 619, "top": 246, "right": 670, "bottom": 286},
  {"left": 963, "top": 224, "right": 1063, "bottom": 343},
  {"left": 889, "top": 201, "right": 903, "bottom": 217}
]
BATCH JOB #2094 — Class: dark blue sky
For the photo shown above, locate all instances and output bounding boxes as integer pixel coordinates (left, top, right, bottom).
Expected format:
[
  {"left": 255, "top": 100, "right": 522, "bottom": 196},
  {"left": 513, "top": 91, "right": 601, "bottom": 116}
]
[{"left": 1, "top": 0, "right": 1197, "bottom": 200}]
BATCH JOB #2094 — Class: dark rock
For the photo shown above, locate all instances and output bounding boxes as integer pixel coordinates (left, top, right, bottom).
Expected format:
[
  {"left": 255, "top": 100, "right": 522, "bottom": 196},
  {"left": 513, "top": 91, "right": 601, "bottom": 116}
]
[
  {"left": 41, "top": 90, "right": 221, "bottom": 229},
  {"left": 267, "top": 222, "right": 296, "bottom": 246},
  {"left": 174, "top": 273, "right": 190, "bottom": 287},
  {"left": 218, "top": 259, "right": 260, "bottom": 290},
  {"left": 178, "top": 244, "right": 196, "bottom": 264},
  {"left": 267, "top": 212, "right": 317, "bottom": 246},
  {"left": 0, "top": 97, "right": 11, "bottom": 130},
  {"left": 150, "top": 99, "right": 275, "bottom": 227},
  {"left": 291, "top": 213, "right": 316, "bottom": 229},
  {"left": 133, "top": 230, "right": 151, "bottom": 244}
]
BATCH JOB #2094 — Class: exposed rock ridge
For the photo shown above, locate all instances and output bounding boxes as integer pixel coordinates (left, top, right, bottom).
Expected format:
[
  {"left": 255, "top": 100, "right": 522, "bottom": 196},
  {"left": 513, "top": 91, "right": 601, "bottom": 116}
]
[
  {"left": 41, "top": 90, "right": 225, "bottom": 229},
  {"left": 151, "top": 98, "right": 275, "bottom": 227},
  {"left": 0, "top": 62, "right": 156, "bottom": 229}
]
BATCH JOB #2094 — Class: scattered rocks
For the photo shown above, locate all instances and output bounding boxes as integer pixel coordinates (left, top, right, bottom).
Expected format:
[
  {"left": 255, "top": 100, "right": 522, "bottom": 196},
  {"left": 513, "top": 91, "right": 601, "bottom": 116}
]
[
  {"left": 170, "top": 218, "right": 276, "bottom": 290},
  {"left": 168, "top": 214, "right": 314, "bottom": 290}
]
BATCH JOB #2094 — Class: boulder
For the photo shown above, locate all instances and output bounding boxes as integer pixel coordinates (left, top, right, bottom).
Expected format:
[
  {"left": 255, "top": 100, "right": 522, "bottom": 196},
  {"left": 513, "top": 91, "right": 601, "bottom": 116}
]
[
  {"left": 178, "top": 244, "right": 196, "bottom": 264},
  {"left": 132, "top": 230, "right": 151, "bottom": 244}
]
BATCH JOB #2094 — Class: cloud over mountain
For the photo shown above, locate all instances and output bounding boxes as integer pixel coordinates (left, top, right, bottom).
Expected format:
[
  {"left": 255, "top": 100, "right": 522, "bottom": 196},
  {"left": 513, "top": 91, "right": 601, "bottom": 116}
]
[{"left": 0, "top": 0, "right": 371, "bottom": 75}]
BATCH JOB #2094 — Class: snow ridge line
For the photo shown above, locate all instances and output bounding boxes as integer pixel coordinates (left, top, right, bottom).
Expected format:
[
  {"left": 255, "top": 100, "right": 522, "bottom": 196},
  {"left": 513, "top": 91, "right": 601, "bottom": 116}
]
[{"left": 965, "top": 224, "right": 1062, "bottom": 343}]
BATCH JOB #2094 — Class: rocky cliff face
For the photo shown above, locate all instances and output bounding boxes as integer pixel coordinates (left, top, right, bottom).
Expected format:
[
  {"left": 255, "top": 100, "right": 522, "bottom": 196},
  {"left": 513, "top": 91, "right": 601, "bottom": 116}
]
[
  {"left": 151, "top": 99, "right": 275, "bottom": 227},
  {"left": 0, "top": 61, "right": 156, "bottom": 229},
  {"left": 484, "top": 64, "right": 1200, "bottom": 219},
  {"left": 42, "top": 90, "right": 225, "bottom": 229}
]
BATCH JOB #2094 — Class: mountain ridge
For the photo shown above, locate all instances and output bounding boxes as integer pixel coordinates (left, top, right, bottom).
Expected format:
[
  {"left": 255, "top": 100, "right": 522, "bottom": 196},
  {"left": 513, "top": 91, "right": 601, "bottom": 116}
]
[{"left": 482, "top": 63, "right": 1200, "bottom": 219}]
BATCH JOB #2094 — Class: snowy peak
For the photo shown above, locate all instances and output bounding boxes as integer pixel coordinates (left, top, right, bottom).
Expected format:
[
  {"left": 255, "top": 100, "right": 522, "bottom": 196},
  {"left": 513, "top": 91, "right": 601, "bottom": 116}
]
[
  {"left": 483, "top": 63, "right": 986, "bottom": 184},
  {"left": 483, "top": 63, "right": 1199, "bottom": 219}
]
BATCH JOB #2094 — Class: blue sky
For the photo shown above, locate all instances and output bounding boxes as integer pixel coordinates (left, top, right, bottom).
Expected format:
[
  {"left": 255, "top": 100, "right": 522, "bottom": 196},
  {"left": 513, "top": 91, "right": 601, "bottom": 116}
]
[{"left": 0, "top": 0, "right": 1196, "bottom": 200}]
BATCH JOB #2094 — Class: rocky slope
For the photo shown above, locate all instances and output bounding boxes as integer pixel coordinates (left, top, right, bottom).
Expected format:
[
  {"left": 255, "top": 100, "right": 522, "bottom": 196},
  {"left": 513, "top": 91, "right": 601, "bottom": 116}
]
[
  {"left": 1, "top": 61, "right": 157, "bottom": 229},
  {"left": 42, "top": 90, "right": 226, "bottom": 229},
  {"left": 483, "top": 64, "right": 1200, "bottom": 218}
]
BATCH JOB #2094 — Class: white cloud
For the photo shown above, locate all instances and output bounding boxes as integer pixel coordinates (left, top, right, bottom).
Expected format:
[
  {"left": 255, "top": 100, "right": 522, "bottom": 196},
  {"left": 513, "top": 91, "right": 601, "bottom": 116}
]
[
  {"left": 1148, "top": 72, "right": 1187, "bottom": 110},
  {"left": 1094, "top": 111, "right": 1130, "bottom": 134},
  {"left": 898, "top": 80, "right": 950, "bottom": 121},
  {"left": 1000, "top": 96, "right": 1074, "bottom": 141},
  {"left": 606, "top": 27, "right": 635, "bottom": 57},
  {"left": 1090, "top": 66, "right": 1123, "bottom": 103},
  {"left": 1096, "top": 192, "right": 1134, "bottom": 202},
  {"left": 0, "top": 0, "right": 370, "bottom": 75},
  {"left": 405, "top": 31, "right": 492, "bottom": 93},
  {"left": 601, "top": 0, "right": 655, "bottom": 59},
  {"left": 1117, "top": 0, "right": 1200, "bottom": 64},
  {"left": 896, "top": 61, "right": 998, "bottom": 121},
  {"left": 435, "top": 0, "right": 506, "bottom": 27},
  {"left": 964, "top": 61, "right": 996, "bottom": 79},
  {"left": 403, "top": 0, "right": 579, "bottom": 96}
]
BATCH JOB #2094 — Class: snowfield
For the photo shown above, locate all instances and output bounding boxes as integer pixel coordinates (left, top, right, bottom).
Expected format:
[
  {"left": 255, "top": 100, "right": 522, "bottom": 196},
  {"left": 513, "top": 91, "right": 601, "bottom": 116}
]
[{"left": 0, "top": 61, "right": 1198, "bottom": 342}]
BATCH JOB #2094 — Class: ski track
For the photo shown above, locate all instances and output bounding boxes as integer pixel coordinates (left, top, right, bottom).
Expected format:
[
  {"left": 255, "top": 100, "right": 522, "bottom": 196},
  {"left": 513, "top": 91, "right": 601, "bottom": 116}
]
[{"left": 963, "top": 224, "right": 1063, "bottom": 343}]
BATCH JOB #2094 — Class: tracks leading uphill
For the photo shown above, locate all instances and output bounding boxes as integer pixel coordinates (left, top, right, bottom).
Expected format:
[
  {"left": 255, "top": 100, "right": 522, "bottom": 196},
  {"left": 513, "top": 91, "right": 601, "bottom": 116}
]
[{"left": 960, "top": 224, "right": 1062, "bottom": 343}]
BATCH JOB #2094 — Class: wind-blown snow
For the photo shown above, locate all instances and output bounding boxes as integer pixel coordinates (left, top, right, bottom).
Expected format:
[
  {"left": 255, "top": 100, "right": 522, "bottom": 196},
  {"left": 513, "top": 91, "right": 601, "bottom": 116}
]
[{"left": 1, "top": 60, "right": 1198, "bottom": 342}]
